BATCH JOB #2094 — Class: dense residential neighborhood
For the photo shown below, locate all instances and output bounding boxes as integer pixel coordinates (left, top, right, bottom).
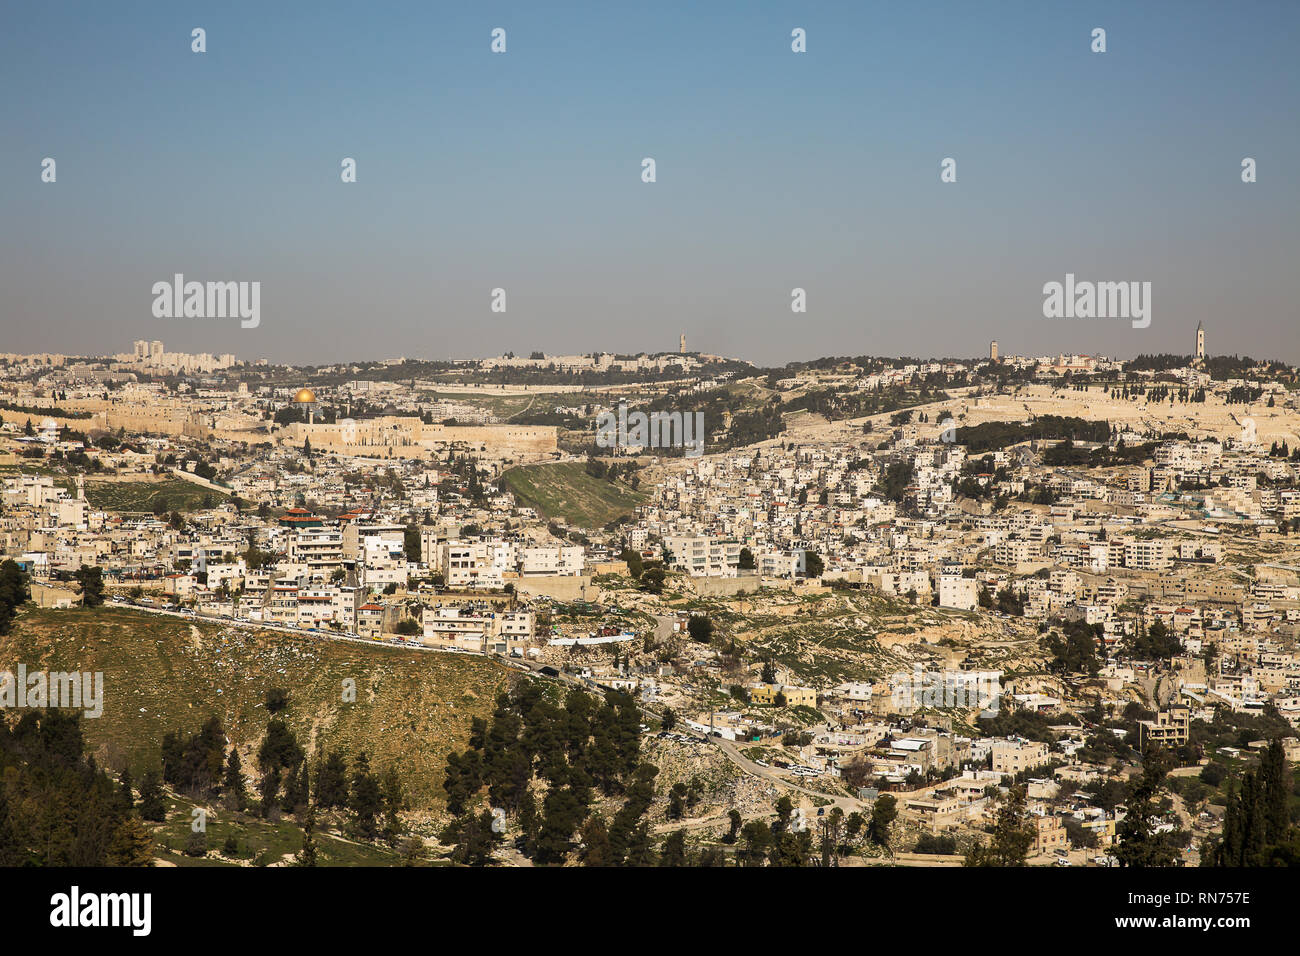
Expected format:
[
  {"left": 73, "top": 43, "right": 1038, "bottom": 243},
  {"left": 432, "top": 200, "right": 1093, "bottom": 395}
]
[{"left": 2, "top": 333, "right": 1299, "bottom": 870}]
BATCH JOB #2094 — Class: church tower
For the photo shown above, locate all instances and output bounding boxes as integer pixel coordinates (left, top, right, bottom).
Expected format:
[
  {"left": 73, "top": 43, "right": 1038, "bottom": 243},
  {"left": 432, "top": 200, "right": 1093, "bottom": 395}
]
[{"left": 1196, "top": 322, "right": 1205, "bottom": 361}]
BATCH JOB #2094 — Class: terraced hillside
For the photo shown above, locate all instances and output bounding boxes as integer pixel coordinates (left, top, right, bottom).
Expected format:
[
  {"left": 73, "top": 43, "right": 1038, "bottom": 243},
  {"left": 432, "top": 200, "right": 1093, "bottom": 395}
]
[{"left": 0, "top": 607, "right": 514, "bottom": 812}]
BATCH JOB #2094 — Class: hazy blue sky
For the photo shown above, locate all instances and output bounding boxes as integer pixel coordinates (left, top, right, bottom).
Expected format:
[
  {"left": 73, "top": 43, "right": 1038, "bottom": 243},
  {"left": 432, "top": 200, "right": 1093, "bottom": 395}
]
[{"left": 2, "top": 1, "right": 1297, "bottom": 366}]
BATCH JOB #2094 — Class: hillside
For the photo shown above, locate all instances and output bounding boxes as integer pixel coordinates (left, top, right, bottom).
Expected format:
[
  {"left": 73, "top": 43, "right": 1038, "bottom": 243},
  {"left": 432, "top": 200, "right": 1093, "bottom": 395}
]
[
  {"left": 0, "top": 607, "right": 515, "bottom": 812},
  {"left": 502, "top": 460, "right": 648, "bottom": 528},
  {"left": 82, "top": 476, "right": 229, "bottom": 513}
]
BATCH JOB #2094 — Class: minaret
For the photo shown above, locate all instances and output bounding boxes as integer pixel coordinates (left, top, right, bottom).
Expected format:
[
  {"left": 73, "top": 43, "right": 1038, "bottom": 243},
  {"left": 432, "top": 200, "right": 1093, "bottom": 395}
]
[{"left": 1195, "top": 322, "right": 1205, "bottom": 361}]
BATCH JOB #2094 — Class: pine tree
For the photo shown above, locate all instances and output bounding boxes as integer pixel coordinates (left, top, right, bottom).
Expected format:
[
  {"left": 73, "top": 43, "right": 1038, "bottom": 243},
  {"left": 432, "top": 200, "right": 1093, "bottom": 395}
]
[
  {"left": 314, "top": 750, "right": 349, "bottom": 809},
  {"left": 965, "top": 786, "right": 1033, "bottom": 866},
  {"left": 117, "top": 767, "right": 135, "bottom": 811},
  {"left": 281, "top": 759, "right": 307, "bottom": 814},
  {"left": 349, "top": 752, "right": 383, "bottom": 841},
  {"left": 108, "top": 816, "right": 155, "bottom": 867},
  {"left": 295, "top": 804, "right": 319, "bottom": 867},
  {"left": 137, "top": 771, "right": 167, "bottom": 823},
  {"left": 222, "top": 748, "right": 247, "bottom": 812},
  {"left": 258, "top": 768, "right": 281, "bottom": 819},
  {"left": 381, "top": 768, "right": 405, "bottom": 846},
  {"left": 579, "top": 814, "right": 613, "bottom": 866},
  {"left": 659, "top": 829, "right": 688, "bottom": 866},
  {"left": 0, "top": 790, "right": 24, "bottom": 866},
  {"left": 1262, "top": 738, "right": 1290, "bottom": 844}
]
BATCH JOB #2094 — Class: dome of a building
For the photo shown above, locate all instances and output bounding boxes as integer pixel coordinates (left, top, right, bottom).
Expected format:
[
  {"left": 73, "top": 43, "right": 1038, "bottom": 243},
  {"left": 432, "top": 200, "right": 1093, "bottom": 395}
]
[{"left": 293, "top": 388, "right": 317, "bottom": 404}]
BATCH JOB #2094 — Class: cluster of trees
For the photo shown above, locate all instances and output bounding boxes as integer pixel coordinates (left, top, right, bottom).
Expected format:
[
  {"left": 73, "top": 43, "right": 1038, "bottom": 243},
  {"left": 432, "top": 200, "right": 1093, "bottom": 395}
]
[
  {"left": 979, "top": 585, "right": 1023, "bottom": 616},
  {"left": 1042, "top": 620, "right": 1103, "bottom": 676},
  {"left": 1104, "top": 384, "right": 1206, "bottom": 405},
  {"left": 0, "top": 401, "right": 92, "bottom": 420},
  {"left": 150, "top": 692, "right": 407, "bottom": 861},
  {"left": 656, "top": 796, "right": 881, "bottom": 867},
  {"left": 1112, "top": 751, "right": 1188, "bottom": 867},
  {"left": 876, "top": 461, "right": 914, "bottom": 504},
  {"left": 957, "top": 416, "right": 1109, "bottom": 452},
  {"left": 1127, "top": 353, "right": 1275, "bottom": 382},
  {"left": 439, "top": 454, "right": 488, "bottom": 504},
  {"left": 1224, "top": 385, "right": 1264, "bottom": 405},
  {"left": 0, "top": 559, "right": 29, "bottom": 635},
  {"left": 582, "top": 457, "right": 640, "bottom": 488},
  {"left": 965, "top": 786, "right": 1035, "bottom": 865},
  {"left": 440, "top": 682, "right": 648, "bottom": 865},
  {"left": 721, "top": 403, "right": 786, "bottom": 450},
  {"left": 619, "top": 547, "right": 666, "bottom": 594},
  {"left": 786, "top": 384, "right": 947, "bottom": 423},
  {"left": 730, "top": 797, "right": 869, "bottom": 867},
  {"left": 1125, "top": 620, "right": 1182, "bottom": 662},
  {"left": 0, "top": 710, "right": 154, "bottom": 865},
  {"left": 1203, "top": 739, "right": 1299, "bottom": 865},
  {"left": 73, "top": 565, "right": 105, "bottom": 606},
  {"left": 161, "top": 717, "right": 228, "bottom": 797}
]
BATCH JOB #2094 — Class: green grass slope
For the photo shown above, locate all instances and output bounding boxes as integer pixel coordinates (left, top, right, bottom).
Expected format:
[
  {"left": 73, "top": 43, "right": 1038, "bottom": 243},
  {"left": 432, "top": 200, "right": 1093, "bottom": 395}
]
[{"left": 502, "top": 461, "right": 647, "bottom": 528}]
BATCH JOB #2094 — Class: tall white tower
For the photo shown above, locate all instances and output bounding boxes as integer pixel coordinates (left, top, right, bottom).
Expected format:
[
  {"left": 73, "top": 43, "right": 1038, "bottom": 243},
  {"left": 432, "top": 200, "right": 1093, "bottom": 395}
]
[
  {"left": 1196, "top": 322, "right": 1205, "bottom": 361},
  {"left": 679, "top": 332, "right": 686, "bottom": 354}
]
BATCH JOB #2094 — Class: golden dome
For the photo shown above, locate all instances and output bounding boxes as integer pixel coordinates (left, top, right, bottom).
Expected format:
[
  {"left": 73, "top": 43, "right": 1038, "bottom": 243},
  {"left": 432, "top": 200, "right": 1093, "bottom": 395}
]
[{"left": 292, "top": 388, "right": 317, "bottom": 404}]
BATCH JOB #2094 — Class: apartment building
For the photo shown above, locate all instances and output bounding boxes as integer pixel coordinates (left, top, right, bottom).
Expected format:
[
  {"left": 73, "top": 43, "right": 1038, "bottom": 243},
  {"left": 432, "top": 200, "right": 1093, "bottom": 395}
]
[
  {"left": 663, "top": 535, "right": 742, "bottom": 577},
  {"left": 938, "top": 574, "right": 978, "bottom": 610},
  {"left": 991, "top": 738, "right": 1050, "bottom": 775}
]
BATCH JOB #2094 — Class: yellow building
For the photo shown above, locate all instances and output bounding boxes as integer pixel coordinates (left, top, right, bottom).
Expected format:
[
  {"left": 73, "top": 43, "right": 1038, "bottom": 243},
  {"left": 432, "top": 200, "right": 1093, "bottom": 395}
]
[{"left": 749, "top": 683, "right": 818, "bottom": 709}]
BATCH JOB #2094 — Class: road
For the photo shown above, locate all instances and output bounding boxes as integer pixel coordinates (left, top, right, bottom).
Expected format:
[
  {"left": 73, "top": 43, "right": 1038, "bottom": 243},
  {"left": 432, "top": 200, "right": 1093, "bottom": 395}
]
[
  {"left": 710, "top": 735, "right": 866, "bottom": 813},
  {"left": 106, "top": 599, "right": 475, "bottom": 656}
]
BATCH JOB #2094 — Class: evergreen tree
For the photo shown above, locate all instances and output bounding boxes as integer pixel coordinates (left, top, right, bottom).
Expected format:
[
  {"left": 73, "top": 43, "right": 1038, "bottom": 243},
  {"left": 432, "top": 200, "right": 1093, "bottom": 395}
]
[
  {"left": 349, "top": 752, "right": 384, "bottom": 841},
  {"left": 579, "top": 814, "right": 614, "bottom": 866},
  {"left": 723, "top": 809, "right": 742, "bottom": 845},
  {"left": 314, "top": 750, "right": 350, "bottom": 809},
  {"left": 0, "top": 790, "right": 25, "bottom": 866},
  {"left": 294, "top": 804, "right": 320, "bottom": 867},
  {"left": 222, "top": 748, "right": 247, "bottom": 812},
  {"left": 108, "top": 816, "right": 155, "bottom": 867},
  {"left": 117, "top": 766, "right": 135, "bottom": 812},
  {"left": 1114, "top": 752, "right": 1183, "bottom": 868},
  {"left": 965, "top": 786, "right": 1034, "bottom": 866},
  {"left": 137, "top": 771, "right": 167, "bottom": 823},
  {"left": 868, "top": 794, "right": 898, "bottom": 848},
  {"left": 73, "top": 565, "right": 105, "bottom": 607},
  {"left": 281, "top": 758, "right": 308, "bottom": 815},
  {"left": 183, "top": 828, "right": 207, "bottom": 858},
  {"left": 623, "top": 821, "right": 657, "bottom": 866},
  {"left": 258, "top": 768, "right": 281, "bottom": 819},
  {"left": 660, "top": 829, "right": 688, "bottom": 866},
  {"left": 381, "top": 768, "right": 406, "bottom": 845}
]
